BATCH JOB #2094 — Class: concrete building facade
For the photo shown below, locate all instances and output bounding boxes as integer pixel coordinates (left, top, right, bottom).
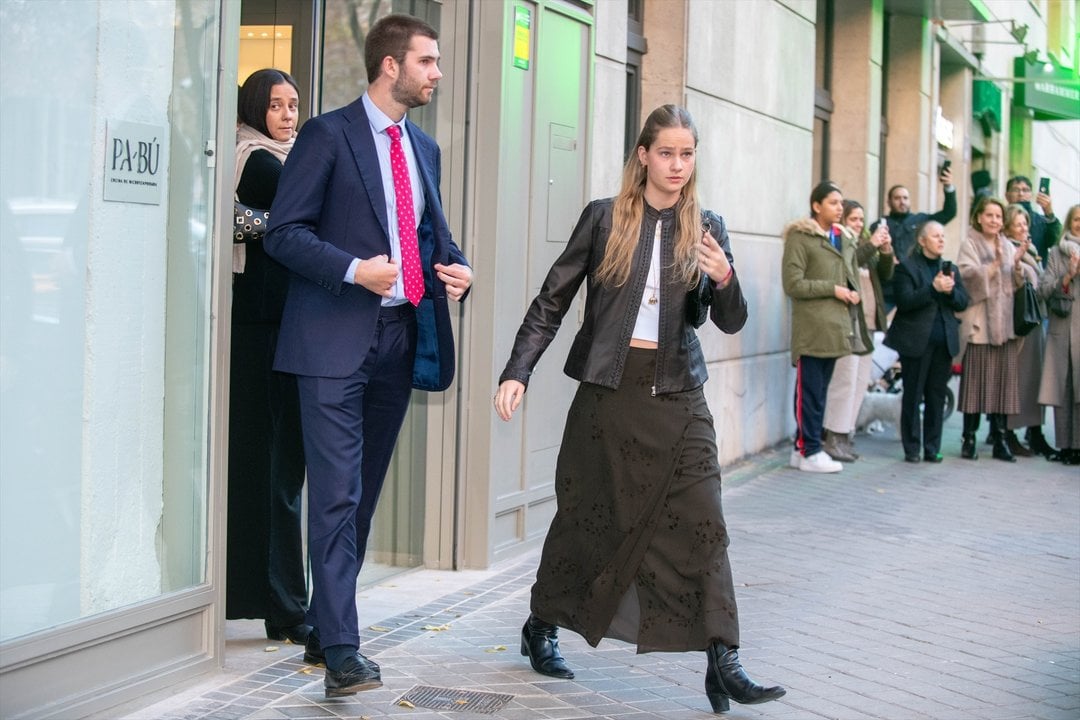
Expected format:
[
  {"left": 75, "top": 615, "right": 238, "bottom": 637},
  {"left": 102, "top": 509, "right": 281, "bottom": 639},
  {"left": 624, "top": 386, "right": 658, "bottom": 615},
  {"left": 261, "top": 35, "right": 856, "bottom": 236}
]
[{"left": 1, "top": 0, "right": 1076, "bottom": 717}]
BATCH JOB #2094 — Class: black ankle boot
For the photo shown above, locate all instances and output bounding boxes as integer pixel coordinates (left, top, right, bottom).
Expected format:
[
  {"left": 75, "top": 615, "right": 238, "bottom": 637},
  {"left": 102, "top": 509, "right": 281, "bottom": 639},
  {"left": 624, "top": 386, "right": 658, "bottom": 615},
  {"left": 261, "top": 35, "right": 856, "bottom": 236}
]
[
  {"left": 961, "top": 413, "right": 980, "bottom": 460},
  {"left": 1005, "top": 430, "right": 1032, "bottom": 457},
  {"left": 1026, "top": 427, "right": 1060, "bottom": 460},
  {"left": 704, "top": 643, "right": 785, "bottom": 713},
  {"left": 520, "top": 615, "right": 574, "bottom": 679},
  {"left": 991, "top": 415, "right": 1016, "bottom": 462}
]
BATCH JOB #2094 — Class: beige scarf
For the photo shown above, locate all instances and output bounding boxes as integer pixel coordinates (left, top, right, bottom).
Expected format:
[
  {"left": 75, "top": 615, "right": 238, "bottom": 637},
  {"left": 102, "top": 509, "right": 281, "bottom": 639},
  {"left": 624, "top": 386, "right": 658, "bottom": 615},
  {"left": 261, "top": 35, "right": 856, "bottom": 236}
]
[{"left": 233, "top": 123, "right": 294, "bottom": 273}]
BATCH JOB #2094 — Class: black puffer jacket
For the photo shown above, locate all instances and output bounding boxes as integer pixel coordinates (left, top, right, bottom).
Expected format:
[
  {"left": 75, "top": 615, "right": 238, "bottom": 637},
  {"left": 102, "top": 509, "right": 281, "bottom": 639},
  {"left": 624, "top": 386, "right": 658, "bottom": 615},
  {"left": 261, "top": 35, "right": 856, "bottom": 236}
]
[{"left": 499, "top": 198, "right": 747, "bottom": 395}]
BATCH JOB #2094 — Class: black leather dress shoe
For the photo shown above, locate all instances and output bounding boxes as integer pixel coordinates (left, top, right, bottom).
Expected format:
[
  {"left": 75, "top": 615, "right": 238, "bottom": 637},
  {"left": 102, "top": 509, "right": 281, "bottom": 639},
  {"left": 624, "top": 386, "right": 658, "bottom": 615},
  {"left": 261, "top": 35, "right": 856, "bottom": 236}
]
[
  {"left": 520, "top": 615, "right": 575, "bottom": 679},
  {"left": 265, "top": 620, "right": 312, "bottom": 645},
  {"left": 324, "top": 652, "right": 382, "bottom": 698},
  {"left": 904, "top": 453, "right": 921, "bottom": 463},
  {"left": 924, "top": 452, "right": 944, "bottom": 463}
]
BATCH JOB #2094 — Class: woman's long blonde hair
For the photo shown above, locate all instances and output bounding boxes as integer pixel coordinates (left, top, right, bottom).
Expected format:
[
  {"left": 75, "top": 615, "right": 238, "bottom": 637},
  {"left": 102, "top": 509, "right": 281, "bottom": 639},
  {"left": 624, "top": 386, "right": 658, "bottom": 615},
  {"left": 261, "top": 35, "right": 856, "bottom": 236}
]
[{"left": 596, "top": 105, "right": 702, "bottom": 288}]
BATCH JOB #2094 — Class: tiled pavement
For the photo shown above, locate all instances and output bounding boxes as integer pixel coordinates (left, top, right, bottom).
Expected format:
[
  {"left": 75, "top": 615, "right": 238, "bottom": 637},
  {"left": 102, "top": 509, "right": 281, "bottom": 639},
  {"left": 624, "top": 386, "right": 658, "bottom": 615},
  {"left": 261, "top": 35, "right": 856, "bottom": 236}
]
[{"left": 112, "top": 416, "right": 1079, "bottom": 720}]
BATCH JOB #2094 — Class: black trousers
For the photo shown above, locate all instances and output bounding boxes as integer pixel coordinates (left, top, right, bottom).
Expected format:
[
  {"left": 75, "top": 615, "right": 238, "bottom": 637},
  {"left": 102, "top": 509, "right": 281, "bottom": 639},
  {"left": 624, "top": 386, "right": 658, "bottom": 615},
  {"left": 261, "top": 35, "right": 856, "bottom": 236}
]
[
  {"left": 226, "top": 321, "right": 308, "bottom": 625},
  {"left": 899, "top": 341, "right": 953, "bottom": 457}
]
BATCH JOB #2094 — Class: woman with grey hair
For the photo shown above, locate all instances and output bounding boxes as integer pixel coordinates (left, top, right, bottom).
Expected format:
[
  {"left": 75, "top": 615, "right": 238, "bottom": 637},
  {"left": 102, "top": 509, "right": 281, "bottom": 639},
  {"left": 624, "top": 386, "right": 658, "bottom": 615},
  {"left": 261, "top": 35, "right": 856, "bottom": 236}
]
[{"left": 885, "top": 221, "right": 968, "bottom": 462}]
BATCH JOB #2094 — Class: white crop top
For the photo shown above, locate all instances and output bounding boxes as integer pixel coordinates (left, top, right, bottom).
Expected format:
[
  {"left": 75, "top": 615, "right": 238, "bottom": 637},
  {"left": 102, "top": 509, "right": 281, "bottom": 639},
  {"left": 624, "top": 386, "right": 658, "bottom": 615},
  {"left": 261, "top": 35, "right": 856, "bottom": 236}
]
[{"left": 630, "top": 221, "right": 662, "bottom": 343}]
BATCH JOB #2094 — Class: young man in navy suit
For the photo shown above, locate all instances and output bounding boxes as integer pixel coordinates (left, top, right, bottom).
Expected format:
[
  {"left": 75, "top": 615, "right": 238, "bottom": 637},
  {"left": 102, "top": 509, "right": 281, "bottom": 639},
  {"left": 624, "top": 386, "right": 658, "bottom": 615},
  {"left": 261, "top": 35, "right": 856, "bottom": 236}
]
[{"left": 264, "top": 13, "right": 472, "bottom": 698}]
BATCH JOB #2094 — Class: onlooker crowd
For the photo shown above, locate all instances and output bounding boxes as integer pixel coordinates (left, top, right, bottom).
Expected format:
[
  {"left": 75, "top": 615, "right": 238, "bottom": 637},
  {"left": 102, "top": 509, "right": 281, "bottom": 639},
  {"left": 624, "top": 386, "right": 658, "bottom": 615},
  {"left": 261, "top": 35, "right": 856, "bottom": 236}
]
[{"left": 783, "top": 170, "right": 1075, "bottom": 468}]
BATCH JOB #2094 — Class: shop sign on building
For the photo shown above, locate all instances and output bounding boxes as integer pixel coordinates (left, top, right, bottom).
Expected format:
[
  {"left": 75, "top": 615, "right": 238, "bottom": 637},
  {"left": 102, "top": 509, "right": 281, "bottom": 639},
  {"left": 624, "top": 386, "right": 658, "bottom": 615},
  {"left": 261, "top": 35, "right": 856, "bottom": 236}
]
[
  {"left": 935, "top": 106, "right": 955, "bottom": 149},
  {"left": 104, "top": 120, "right": 166, "bottom": 205},
  {"left": 1012, "top": 58, "right": 1080, "bottom": 121}
]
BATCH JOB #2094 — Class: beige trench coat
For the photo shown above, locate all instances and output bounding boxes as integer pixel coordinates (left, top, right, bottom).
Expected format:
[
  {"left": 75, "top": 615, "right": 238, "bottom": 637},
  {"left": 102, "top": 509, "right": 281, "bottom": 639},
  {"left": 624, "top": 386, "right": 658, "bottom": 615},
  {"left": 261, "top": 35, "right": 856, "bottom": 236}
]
[{"left": 1038, "top": 240, "right": 1080, "bottom": 407}]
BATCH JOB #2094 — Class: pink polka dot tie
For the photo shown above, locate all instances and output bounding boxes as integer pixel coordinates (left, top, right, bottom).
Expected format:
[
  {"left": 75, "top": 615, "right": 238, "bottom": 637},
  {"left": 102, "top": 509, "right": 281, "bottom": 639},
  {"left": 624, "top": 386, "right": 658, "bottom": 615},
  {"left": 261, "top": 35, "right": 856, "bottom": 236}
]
[{"left": 386, "top": 124, "right": 423, "bottom": 306}]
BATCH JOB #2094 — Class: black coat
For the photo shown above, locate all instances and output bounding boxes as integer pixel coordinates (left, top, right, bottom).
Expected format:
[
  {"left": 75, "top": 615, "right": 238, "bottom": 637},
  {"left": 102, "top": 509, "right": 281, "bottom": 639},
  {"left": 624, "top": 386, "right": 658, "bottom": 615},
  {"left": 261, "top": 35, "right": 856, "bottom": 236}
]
[{"left": 885, "top": 252, "right": 969, "bottom": 358}]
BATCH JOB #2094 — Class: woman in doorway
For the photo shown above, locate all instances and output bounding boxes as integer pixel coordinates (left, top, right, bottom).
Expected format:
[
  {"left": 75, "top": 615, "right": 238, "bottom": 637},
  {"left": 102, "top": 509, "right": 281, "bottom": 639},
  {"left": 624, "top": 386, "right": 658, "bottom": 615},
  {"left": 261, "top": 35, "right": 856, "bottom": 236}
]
[
  {"left": 820, "top": 199, "right": 894, "bottom": 462},
  {"left": 226, "top": 68, "right": 310, "bottom": 644},
  {"left": 783, "top": 181, "right": 872, "bottom": 473},
  {"left": 956, "top": 196, "right": 1030, "bottom": 462},
  {"left": 494, "top": 105, "right": 785, "bottom": 713},
  {"left": 884, "top": 221, "right": 968, "bottom": 462}
]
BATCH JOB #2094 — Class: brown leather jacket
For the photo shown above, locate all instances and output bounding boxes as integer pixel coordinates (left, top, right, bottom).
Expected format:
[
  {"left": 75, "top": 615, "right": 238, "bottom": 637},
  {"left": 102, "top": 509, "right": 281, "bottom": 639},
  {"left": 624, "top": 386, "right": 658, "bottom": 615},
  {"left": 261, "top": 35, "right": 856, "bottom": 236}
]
[{"left": 499, "top": 198, "right": 748, "bottom": 395}]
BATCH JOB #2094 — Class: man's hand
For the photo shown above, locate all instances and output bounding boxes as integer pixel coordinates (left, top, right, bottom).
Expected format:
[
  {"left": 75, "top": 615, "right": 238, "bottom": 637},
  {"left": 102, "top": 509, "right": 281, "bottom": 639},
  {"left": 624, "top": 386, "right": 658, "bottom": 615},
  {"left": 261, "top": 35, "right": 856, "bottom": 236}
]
[
  {"left": 355, "top": 255, "right": 399, "bottom": 297},
  {"left": 940, "top": 167, "right": 954, "bottom": 187},
  {"left": 1036, "top": 191, "right": 1054, "bottom": 219},
  {"left": 435, "top": 262, "right": 473, "bottom": 302}
]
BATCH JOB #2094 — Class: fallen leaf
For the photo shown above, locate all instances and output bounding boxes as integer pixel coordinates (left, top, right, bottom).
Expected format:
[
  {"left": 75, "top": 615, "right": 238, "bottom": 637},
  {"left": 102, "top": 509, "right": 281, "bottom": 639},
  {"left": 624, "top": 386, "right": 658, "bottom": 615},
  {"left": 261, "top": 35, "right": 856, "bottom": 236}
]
[
  {"left": 369, "top": 625, "right": 392, "bottom": 632},
  {"left": 299, "top": 667, "right": 313, "bottom": 675},
  {"left": 264, "top": 646, "right": 279, "bottom": 652},
  {"left": 485, "top": 646, "right": 507, "bottom": 653},
  {"left": 422, "top": 624, "right": 451, "bottom": 631},
  {"left": 397, "top": 699, "right": 416, "bottom": 708},
  {"left": 455, "top": 699, "right": 468, "bottom": 705}
]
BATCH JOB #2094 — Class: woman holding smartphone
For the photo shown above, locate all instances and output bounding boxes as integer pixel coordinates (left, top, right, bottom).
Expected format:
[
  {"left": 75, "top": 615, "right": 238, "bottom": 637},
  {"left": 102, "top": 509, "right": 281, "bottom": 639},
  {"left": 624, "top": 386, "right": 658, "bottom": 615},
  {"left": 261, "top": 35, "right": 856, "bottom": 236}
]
[
  {"left": 495, "top": 105, "right": 785, "bottom": 713},
  {"left": 884, "top": 222, "right": 968, "bottom": 462}
]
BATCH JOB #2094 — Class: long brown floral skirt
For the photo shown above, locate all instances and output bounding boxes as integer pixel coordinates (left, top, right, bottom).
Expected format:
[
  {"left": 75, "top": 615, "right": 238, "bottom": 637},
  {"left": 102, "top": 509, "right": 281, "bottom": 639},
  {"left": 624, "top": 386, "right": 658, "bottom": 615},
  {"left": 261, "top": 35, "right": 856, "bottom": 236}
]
[{"left": 530, "top": 348, "right": 739, "bottom": 653}]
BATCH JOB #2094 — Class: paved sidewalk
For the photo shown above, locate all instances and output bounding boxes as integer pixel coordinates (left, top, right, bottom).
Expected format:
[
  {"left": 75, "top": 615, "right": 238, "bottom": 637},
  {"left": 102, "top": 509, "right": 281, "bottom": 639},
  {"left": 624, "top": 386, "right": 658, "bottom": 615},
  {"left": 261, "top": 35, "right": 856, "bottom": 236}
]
[{"left": 110, "top": 417, "right": 1079, "bottom": 720}]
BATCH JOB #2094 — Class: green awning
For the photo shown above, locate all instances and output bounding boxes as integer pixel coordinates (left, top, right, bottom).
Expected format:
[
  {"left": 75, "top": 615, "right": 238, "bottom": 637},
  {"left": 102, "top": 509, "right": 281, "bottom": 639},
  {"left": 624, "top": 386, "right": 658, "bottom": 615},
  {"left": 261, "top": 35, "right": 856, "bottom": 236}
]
[{"left": 973, "top": 79, "right": 1002, "bottom": 131}]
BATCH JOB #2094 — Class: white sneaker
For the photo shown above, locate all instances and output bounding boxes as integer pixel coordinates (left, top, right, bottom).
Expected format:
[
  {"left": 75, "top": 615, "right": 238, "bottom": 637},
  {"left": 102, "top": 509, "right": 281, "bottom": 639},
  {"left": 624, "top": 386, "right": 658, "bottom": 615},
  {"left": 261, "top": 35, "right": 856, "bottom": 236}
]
[
  {"left": 798, "top": 451, "right": 843, "bottom": 473},
  {"left": 789, "top": 450, "right": 802, "bottom": 468}
]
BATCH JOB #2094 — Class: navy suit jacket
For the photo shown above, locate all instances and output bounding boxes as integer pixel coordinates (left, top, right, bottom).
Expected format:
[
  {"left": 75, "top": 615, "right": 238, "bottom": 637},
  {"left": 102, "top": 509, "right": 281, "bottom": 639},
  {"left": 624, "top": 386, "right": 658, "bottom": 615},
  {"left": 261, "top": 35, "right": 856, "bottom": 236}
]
[
  {"left": 264, "top": 98, "right": 468, "bottom": 391},
  {"left": 884, "top": 253, "right": 969, "bottom": 359}
]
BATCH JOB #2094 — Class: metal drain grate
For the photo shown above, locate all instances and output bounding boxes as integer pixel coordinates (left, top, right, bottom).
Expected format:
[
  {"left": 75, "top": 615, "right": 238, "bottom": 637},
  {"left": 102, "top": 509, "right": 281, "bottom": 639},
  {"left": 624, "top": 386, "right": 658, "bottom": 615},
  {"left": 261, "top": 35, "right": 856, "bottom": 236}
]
[{"left": 394, "top": 685, "right": 513, "bottom": 714}]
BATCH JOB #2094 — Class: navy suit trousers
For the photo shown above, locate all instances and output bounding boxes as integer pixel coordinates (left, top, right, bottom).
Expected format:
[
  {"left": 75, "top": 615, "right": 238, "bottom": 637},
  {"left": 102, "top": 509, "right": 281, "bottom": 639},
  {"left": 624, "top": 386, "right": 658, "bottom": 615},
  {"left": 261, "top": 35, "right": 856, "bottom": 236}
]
[{"left": 296, "top": 304, "right": 417, "bottom": 650}]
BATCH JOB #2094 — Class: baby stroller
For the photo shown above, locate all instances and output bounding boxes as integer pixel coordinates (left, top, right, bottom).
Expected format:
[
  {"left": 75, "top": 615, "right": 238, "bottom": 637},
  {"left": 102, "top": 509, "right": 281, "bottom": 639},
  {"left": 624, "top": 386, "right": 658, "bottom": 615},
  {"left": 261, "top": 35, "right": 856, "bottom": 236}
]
[{"left": 867, "top": 332, "right": 956, "bottom": 421}]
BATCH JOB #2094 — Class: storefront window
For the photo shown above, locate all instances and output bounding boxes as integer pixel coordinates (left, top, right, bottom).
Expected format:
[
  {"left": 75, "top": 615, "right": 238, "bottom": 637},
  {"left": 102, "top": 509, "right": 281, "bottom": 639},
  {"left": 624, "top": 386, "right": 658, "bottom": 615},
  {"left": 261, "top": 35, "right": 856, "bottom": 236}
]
[{"left": 0, "top": 0, "right": 218, "bottom": 641}]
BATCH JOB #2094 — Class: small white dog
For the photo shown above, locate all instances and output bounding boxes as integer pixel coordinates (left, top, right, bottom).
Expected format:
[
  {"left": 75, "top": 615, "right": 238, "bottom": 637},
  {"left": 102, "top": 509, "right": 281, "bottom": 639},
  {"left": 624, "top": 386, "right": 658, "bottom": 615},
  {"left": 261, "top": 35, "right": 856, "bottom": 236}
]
[{"left": 855, "top": 390, "right": 902, "bottom": 434}]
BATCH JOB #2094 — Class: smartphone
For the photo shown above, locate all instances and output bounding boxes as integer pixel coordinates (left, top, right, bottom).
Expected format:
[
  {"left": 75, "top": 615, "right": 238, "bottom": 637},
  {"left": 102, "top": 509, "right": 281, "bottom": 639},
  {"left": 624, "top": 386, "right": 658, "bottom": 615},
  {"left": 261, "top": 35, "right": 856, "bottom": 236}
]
[
  {"left": 1039, "top": 177, "right": 1050, "bottom": 195},
  {"left": 941, "top": 260, "right": 953, "bottom": 275},
  {"left": 939, "top": 159, "right": 952, "bottom": 178}
]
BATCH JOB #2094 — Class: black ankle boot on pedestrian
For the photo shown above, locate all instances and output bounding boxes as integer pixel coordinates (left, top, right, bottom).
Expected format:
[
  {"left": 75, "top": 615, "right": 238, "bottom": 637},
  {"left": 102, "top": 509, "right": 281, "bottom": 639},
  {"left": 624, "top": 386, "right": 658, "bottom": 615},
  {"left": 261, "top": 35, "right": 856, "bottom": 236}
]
[
  {"left": 990, "top": 415, "right": 1016, "bottom": 462},
  {"left": 961, "top": 413, "right": 980, "bottom": 460},
  {"left": 1026, "top": 427, "right": 1061, "bottom": 461},
  {"left": 520, "top": 615, "right": 575, "bottom": 679},
  {"left": 1005, "top": 430, "right": 1032, "bottom": 457},
  {"left": 704, "top": 643, "right": 786, "bottom": 713}
]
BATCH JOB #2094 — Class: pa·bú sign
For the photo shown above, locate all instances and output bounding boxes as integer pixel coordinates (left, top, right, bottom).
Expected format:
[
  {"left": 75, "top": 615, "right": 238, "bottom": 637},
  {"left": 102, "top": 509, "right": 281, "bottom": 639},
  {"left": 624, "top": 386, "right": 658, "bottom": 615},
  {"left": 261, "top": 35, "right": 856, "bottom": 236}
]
[{"left": 104, "top": 120, "right": 165, "bottom": 205}]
